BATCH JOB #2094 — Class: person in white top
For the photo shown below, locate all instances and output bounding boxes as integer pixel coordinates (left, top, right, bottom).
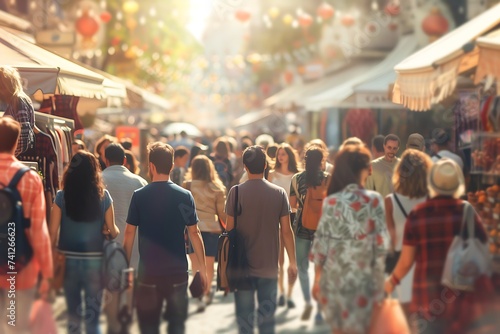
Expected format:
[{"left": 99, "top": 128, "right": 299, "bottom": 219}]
[
  {"left": 268, "top": 143, "right": 300, "bottom": 309},
  {"left": 385, "top": 149, "right": 433, "bottom": 315},
  {"left": 430, "top": 128, "right": 464, "bottom": 169}
]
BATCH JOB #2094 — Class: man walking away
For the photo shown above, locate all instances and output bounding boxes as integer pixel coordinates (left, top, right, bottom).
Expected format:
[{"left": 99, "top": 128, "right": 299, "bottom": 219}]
[
  {"left": 0, "top": 118, "right": 53, "bottom": 334},
  {"left": 102, "top": 143, "right": 147, "bottom": 334},
  {"left": 430, "top": 128, "right": 464, "bottom": 169},
  {"left": 123, "top": 142, "right": 207, "bottom": 334},
  {"left": 371, "top": 135, "right": 385, "bottom": 159},
  {"left": 406, "top": 133, "right": 425, "bottom": 151},
  {"left": 226, "top": 145, "right": 298, "bottom": 334}
]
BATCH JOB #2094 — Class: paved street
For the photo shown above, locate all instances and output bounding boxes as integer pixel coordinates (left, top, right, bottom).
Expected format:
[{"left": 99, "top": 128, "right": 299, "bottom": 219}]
[{"left": 53, "top": 260, "right": 330, "bottom": 333}]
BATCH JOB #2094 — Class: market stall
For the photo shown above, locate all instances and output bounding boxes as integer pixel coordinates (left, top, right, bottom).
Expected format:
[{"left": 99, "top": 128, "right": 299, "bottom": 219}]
[{"left": 391, "top": 4, "right": 500, "bottom": 266}]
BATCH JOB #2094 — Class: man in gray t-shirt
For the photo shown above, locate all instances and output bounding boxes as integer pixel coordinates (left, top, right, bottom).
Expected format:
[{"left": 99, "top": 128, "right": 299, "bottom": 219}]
[{"left": 226, "top": 145, "right": 297, "bottom": 334}]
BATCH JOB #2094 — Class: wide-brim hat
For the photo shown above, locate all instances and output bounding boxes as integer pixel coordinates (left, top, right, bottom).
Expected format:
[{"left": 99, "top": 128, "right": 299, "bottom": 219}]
[{"left": 428, "top": 159, "right": 465, "bottom": 198}]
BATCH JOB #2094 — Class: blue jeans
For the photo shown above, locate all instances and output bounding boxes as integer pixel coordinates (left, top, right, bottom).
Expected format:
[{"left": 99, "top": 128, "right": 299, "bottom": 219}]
[
  {"left": 296, "top": 237, "right": 312, "bottom": 303},
  {"left": 234, "top": 277, "right": 278, "bottom": 334},
  {"left": 64, "top": 258, "right": 103, "bottom": 334},
  {"left": 136, "top": 275, "right": 189, "bottom": 334}
]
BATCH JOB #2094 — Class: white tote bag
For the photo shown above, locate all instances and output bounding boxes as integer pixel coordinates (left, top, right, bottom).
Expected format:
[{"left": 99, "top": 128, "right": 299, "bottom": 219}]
[{"left": 441, "top": 201, "right": 491, "bottom": 291}]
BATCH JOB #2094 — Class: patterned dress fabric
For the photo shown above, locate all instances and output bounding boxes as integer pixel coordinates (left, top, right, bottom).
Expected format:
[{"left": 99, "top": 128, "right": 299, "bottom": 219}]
[{"left": 310, "top": 183, "right": 389, "bottom": 333}]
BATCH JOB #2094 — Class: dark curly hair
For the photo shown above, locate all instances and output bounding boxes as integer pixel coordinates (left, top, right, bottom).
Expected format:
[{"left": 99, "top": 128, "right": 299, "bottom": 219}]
[{"left": 62, "top": 151, "right": 105, "bottom": 222}]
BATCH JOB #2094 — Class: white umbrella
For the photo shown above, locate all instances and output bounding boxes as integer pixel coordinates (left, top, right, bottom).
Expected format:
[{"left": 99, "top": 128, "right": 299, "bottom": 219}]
[{"left": 162, "top": 122, "right": 202, "bottom": 137}]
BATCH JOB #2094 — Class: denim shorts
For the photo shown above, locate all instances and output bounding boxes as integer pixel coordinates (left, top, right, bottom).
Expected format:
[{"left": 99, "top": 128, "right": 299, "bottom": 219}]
[
  {"left": 185, "top": 231, "right": 220, "bottom": 257},
  {"left": 201, "top": 232, "right": 220, "bottom": 257}
]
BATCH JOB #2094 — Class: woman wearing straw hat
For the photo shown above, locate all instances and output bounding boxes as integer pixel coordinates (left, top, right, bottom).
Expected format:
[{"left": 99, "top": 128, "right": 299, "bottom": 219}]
[{"left": 384, "top": 159, "right": 488, "bottom": 333}]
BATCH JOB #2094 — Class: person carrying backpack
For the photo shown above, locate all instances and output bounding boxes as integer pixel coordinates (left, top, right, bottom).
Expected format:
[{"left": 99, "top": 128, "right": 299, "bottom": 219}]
[
  {"left": 210, "top": 137, "right": 233, "bottom": 190},
  {"left": 0, "top": 117, "right": 53, "bottom": 334},
  {"left": 290, "top": 146, "right": 330, "bottom": 323}
]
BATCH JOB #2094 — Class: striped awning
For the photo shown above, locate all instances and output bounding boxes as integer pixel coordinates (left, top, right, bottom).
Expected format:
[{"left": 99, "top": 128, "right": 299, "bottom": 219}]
[{"left": 392, "top": 3, "right": 500, "bottom": 111}]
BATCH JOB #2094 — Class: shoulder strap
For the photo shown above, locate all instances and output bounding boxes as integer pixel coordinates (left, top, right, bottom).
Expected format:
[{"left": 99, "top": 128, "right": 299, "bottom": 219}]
[
  {"left": 233, "top": 185, "right": 239, "bottom": 229},
  {"left": 393, "top": 193, "right": 408, "bottom": 218},
  {"left": 292, "top": 175, "right": 303, "bottom": 206},
  {"left": 460, "top": 201, "right": 475, "bottom": 239},
  {"left": 8, "top": 167, "right": 31, "bottom": 190},
  {"left": 435, "top": 153, "right": 442, "bottom": 159}
]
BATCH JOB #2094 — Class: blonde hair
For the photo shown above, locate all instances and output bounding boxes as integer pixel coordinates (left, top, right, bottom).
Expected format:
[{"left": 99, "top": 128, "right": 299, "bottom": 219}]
[
  {"left": 190, "top": 155, "right": 226, "bottom": 193},
  {"left": 393, "top": 149, "right": 433, "bottom": 198},
  {"left": 0, "top": 66, "right": 27, "bottom": 103}
]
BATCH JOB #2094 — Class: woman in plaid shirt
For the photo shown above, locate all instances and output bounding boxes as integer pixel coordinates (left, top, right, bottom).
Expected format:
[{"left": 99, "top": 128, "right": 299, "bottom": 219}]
[{"left": 385, "top": 160, "right": 488, "bottom": 333}]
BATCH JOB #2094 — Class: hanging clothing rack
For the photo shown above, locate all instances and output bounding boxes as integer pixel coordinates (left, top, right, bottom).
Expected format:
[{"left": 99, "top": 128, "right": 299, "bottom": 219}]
[{"left": 34, "top": 111, "right": 75, "bottom": 130}]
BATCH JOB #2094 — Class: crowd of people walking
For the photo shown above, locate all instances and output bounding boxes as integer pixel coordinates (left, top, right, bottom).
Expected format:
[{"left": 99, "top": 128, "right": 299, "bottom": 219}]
[{"left": 1, "top": 103, "right": 499, "bottom": 334}]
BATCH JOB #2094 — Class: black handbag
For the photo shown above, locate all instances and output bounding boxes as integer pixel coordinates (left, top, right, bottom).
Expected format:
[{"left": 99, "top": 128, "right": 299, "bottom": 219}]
[
  {"left": 385, "top": 194, "right": 407, "bottom": 274},
  {"left": 385, "top": 251, "right": 401, "bottom": 274},
  {"left": 217, "top": 186, "right": 251, "bottom": 292}
]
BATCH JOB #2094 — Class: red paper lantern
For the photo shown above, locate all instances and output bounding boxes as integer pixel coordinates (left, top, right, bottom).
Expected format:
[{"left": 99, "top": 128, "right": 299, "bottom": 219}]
[
  {"left": 76, "top": 11, "right": 99, "bottom": 38},
  {"left": 384, "top": 3, "right": 400, "bottom": 16},
  {"left": 317, "top": 3, "right": 335, "bottom": 20},
  {"left": 341, "top": 14, "right": 355, "bottom": 27},
  {"left": 235, "top": 10, "right": 251, "bottom": 22},
  {"left": 111, "top": 36, "right": 121, "bottom": 46},
  {"left": 422, "top": 8, "right": 449, "bottom": 36},
  {"left": 99, "top": 11, "right": 112, "bottom": 23},
  {"left": 298, "top": 13, "right": 313, "bottom": 28}
]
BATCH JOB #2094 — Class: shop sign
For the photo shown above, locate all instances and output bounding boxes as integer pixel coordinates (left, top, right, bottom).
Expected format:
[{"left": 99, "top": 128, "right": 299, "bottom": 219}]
[{"left": 355, "top": 92, "right": 399, "bottom": 109}]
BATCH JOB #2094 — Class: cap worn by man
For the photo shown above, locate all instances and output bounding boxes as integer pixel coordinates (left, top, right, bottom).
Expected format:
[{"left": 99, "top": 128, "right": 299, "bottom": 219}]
[
  {"left": 430, "top": 128, "right": 450, "bottom": 145},
  {"left": 407, "top": 133, "right": 425, "bottom": 151}
]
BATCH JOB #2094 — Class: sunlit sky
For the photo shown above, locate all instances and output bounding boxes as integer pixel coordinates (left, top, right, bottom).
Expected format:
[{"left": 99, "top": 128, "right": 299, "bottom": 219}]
[{"left": 187, "top": 0, "right": 213, "bottom": 42}]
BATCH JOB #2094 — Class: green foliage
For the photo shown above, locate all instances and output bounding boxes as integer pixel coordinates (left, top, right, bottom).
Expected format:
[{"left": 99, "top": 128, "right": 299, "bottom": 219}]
[{"left": 100, "top": 0, "right": 203, "bottom": 92}]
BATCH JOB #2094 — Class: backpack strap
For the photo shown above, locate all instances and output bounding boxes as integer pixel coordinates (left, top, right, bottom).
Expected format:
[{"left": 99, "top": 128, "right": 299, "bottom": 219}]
[
  {"left": 393, "top": 193, "right": 408, "bottom": 218},
  {"left": 6, "top": 167, "right": 31, "bottom": 228},
  {"left": 292, "top": 175, "right": 303, "bottom": 207},
  {"left": 8, "top": 167, "right": 31, "bottom": 190},
  {"left": 233, "top": 185, "right": 239, "bottom": 229}
]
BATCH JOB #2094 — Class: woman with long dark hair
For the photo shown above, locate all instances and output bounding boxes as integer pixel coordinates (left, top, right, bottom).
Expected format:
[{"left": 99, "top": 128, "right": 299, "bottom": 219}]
[
  {"left": 49, "top": 151, "right": 119, "bottom": 334},
  {"left": 311, "top": 145, "right": 388, "bottom": 334},
  {"left": 289, "top": 146, "right": 329, "bottom": 322},
  {"left": 269, "top": 143, "right": 300, "bottom": 308}
]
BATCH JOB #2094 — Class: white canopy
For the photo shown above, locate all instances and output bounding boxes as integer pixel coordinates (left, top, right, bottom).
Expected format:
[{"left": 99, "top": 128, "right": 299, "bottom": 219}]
[
  {"left": 304, "top": 34, "right": 418, "bottom": 111},
  {"left": 393, "top": 3, "right": 500, "bottom": 111},
  {"left": 0, "top": 27, "right": 107, "bottom": 99},
  {"left": 474, "top": 29, "right": 500, "bottom": 95}
]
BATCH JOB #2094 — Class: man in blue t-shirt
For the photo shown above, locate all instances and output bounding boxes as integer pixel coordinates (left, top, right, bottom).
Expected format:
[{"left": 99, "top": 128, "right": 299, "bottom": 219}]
[{"left": 123, "top": 142, "right": 207, "bottom": 334}]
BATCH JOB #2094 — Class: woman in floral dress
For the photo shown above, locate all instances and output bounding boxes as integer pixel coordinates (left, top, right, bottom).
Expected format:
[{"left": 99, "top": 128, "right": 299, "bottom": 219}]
[{"left": 311, "top": 145, "right": 389, "bottom": 334}]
